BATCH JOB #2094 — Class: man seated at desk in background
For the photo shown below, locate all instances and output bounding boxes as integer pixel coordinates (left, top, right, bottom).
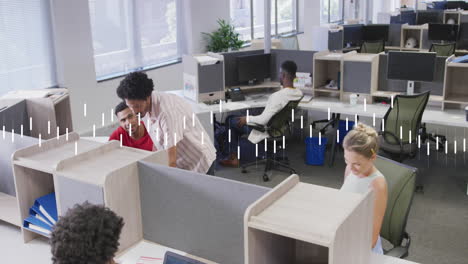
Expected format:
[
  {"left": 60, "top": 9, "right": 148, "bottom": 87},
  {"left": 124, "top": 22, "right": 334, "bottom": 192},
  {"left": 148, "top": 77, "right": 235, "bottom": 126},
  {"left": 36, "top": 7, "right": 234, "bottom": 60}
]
[
  {"left": 109, "top": 101, "right": 155, "bottom": 151},
  {"left": 220, "top": 60, "right": 303, "bottom": 167},
  {"left": 117, "top": 72, "right": 216, "bottom": 175}
]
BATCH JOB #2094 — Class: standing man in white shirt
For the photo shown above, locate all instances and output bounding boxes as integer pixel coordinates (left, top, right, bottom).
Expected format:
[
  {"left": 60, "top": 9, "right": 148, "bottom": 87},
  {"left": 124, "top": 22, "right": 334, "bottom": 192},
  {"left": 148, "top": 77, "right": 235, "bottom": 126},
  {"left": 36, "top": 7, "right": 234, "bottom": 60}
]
[
  {"left": 220, "top": 60, "right": 303, "bottom": 167},
  {"left": 116, "top": 72, "right": 217, "bottom": 175}
]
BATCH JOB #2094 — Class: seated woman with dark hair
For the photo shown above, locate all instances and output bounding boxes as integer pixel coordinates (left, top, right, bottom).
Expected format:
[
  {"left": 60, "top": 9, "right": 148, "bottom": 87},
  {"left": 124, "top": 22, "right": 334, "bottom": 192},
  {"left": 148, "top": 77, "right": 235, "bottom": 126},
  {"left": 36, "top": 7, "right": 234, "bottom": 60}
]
[{"left": 50, "top": 202, "right": 124, "bottom": 264}]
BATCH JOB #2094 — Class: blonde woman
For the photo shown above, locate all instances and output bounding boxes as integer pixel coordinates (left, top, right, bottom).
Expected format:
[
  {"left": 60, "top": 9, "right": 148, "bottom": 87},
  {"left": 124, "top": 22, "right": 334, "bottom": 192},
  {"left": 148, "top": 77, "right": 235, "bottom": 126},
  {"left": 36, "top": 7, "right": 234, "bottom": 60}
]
[{"left": 340, "top": 123, "right": 388, "bottom": 254}]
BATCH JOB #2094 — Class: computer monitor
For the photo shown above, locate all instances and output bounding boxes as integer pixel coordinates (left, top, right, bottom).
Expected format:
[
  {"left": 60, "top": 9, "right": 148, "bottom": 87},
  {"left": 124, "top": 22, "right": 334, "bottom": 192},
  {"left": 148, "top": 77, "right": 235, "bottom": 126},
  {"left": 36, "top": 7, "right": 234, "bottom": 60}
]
[
  {"left": 343, "top": 24, "right": 363, "bottom": 47},
  {"left": 416, "top": 10, "right": 443, "bottom": 25},
  {"left": 164, "top": 251, "right": 207, "bottom": 264},
  {"left": 236, "top": 53, "right": 270, "bottom": 84},
  {"left": 387, "top": 51, "right": 436, "bottom": 94},
  {"left": 362, "top": 25, "right": 390, "bottom": 41},
  {"left": 400, "top": 11, "right": 417, "bottom": 25},
  {"left": 428, "top": 23, "right": 459, "bottom": 41},
  {"left": 446, "top": 1, "right": 466, "bottom": 10}
]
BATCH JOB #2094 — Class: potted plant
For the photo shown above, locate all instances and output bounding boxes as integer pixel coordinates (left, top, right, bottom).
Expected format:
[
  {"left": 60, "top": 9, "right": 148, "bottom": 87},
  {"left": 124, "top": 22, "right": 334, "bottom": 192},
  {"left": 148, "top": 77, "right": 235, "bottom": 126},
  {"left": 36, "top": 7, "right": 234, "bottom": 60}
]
[{"left": 203, "top": 19, "right": 244, "bottom": 52}]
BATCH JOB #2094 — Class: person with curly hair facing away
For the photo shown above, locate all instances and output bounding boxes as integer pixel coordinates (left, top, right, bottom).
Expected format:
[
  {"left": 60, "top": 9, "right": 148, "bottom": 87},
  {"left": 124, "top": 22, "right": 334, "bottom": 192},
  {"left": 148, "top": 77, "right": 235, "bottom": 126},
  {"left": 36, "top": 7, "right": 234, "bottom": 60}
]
[
  {"left": 116, "top": 71, "right": 216, "bottom": 175},
  {"left": 50, "top": 202, "right": 124, "bottom": 264},
  {"left": 340, "top": 123, "right": 388, "bottom": 254}
]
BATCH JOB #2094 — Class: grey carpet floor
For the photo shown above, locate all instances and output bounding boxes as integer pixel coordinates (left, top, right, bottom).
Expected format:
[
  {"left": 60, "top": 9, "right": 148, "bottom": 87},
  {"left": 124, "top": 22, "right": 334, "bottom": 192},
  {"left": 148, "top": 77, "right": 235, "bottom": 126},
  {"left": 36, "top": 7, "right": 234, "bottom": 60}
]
[{"left": 213, "top": 139, "right": 468, "bottom": 264}]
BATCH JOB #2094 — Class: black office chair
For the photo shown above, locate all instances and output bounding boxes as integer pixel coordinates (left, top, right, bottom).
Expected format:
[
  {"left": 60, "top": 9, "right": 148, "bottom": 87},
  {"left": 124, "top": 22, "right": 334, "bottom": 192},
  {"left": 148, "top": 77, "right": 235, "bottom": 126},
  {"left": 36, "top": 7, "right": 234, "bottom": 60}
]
[
  {"left": 379, "top": 92, "right": 430, "bottom": 163},
  {"left": 429, "top": 42, "right": 456, "bottom": 56},
  {"left": 375, "top": 156, "right": 417, "bottom": 258},
  {"left": 241, "top": 98, "right": 302, "bottom": 182},
  {"left": 360, "top": 40, "right": 386, "bottom": 54}
]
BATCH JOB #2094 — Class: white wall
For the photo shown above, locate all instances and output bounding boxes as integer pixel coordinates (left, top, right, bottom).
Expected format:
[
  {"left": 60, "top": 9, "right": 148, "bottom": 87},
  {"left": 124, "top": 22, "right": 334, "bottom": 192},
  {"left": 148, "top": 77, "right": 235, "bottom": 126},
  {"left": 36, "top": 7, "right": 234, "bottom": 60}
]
[{"left": 50, "top": 0, "right": 229, "bottom": 133}]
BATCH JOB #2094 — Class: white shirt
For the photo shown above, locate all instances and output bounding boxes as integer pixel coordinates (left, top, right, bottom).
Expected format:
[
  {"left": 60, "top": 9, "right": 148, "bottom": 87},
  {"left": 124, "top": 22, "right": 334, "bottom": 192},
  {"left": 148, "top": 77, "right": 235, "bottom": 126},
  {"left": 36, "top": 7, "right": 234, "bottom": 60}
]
[
  {"left": 247, "top": 87, "right": 303, "bottom": 144},
  {"left": 145, "top": 92, "right": 216, "bottom": 174}
]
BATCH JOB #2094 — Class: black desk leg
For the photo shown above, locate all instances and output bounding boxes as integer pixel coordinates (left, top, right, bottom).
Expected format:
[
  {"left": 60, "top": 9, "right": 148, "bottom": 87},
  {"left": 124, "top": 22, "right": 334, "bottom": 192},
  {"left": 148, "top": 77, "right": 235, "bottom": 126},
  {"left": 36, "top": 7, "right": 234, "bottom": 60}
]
[{"left": 328, "top": 113, "right": 341, "bottom": 167}]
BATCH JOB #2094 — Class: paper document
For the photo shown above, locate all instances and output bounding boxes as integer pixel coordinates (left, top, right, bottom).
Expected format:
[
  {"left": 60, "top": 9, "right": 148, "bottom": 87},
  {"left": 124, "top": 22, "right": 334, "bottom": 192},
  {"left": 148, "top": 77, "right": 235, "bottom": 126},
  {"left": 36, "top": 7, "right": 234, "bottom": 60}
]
[{"left": 194, "top": 55, "right": 219, "bottom": 66}]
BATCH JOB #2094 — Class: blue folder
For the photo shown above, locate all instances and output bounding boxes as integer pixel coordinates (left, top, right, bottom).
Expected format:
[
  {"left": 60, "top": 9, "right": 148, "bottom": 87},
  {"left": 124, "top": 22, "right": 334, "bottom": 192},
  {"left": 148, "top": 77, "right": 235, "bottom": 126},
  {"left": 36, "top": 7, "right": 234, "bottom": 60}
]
[
  {"left": 452, "top": 55, "right": 468, "bottom": 63},
  {"left": 23, "top": 216, "right": 52, "bottom": 236},
  {"left": 29, "top": 205, "right": 53, "bottom": 227},
  {"left": 33, "top": 193, "right": 58, "bottom": 224}
]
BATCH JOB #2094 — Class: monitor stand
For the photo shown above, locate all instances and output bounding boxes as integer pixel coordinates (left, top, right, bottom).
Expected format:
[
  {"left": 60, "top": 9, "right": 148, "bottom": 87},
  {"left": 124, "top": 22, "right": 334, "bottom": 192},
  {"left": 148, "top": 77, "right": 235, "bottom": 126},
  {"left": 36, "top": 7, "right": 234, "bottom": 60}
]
[{"left": 406, "top": 80, "right": 415, "bottom": 95}]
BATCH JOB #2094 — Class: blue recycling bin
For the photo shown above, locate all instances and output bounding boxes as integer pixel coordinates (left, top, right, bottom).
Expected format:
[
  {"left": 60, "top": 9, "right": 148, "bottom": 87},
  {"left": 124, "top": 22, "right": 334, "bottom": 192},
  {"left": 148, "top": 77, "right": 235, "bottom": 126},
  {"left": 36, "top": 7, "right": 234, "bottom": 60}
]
[
  {"left": 338, "top": 120, "right": 355, "bottom": 145},
  {"left": 305, "top": 137, "right": 328, "bottom": 166}
]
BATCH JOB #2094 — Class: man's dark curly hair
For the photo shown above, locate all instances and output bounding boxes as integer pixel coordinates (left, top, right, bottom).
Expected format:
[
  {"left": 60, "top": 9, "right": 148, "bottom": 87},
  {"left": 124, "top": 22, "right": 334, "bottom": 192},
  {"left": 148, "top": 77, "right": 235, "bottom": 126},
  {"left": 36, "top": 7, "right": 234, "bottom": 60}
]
[
  {"left": 116, "top": 71, "right": 154, "bottom": 100},
  {"left": 50, "top": 202, "right": 124, "bottom": 264},
  {"left": 114, "top": 101, "right": 128, "bottom": 116}
]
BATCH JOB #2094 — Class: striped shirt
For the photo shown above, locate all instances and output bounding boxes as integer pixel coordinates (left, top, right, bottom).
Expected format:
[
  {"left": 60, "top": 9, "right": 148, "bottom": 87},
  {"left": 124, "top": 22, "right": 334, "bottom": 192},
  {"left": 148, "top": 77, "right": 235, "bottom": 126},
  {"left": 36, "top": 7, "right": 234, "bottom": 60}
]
[{"left": 144, "top": 92, "right": 216, "bottom": 174}]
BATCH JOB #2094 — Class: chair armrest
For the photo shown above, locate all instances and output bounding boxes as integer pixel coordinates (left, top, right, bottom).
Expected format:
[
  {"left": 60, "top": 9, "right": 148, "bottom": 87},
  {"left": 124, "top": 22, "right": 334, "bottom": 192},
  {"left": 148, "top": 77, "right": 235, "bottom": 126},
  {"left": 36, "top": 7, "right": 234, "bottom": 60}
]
[
  {"left": 246, "top": 122, "right": 267, "bottom": 133},
  {"left": 380, "top": 131, "right": 402, "bottom": 145},
  {"left": 385, "top": 246, "right": 409, "bottom": 259}
]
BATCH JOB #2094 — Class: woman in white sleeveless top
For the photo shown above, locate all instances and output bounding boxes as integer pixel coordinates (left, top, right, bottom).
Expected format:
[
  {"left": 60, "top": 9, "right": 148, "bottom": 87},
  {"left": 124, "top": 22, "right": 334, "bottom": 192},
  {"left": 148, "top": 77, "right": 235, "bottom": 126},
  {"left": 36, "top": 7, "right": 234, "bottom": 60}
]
[{"left": 340, "top": 123, "right": 388, "bottom": 254}]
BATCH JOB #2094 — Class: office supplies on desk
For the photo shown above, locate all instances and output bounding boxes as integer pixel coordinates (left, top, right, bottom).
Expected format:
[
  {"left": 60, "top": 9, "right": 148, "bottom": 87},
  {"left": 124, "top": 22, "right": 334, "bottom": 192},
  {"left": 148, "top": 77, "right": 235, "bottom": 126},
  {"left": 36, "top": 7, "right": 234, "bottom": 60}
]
[
  {"left": 227, "top": 87, "right": 245, "bottom": 102},
  {"left": 452, "top": 54, "right": 468, "bottom": 63},
  {"left": 164, "top": 252, "right": 207, "bottom": 264},
  {"left": 33, "top": 193, "right": 58, "bottom": 224}
]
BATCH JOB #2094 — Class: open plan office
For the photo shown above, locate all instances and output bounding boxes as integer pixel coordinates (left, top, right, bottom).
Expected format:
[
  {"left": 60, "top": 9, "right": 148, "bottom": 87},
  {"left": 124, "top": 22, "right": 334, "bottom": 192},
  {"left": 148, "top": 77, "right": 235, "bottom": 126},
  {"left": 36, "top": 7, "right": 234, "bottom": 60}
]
[{"left": 1, "top": 1, "right": 468, "bottom": 264}]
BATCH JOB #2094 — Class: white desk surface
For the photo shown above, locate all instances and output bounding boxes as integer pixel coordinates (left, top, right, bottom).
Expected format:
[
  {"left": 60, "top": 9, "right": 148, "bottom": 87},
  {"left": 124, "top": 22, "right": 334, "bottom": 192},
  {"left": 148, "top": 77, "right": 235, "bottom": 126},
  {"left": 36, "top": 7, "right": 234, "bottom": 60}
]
[
  {"left": 115, "top": 240, "right": 216, "bottom": 264},
  {"left": 170, "top": 90, "right": 468, "bottom": 128},
  {"left": 370, "top": 253, "right": 419, "bottom": 264}
]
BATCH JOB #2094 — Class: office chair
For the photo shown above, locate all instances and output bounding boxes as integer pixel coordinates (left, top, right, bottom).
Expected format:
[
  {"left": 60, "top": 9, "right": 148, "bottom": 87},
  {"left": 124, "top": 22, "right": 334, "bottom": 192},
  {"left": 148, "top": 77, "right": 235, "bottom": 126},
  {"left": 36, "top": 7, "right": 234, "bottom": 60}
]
[
  {"left": 429, "top": 42, "right": 456, "bottom": 57},
  {"left": 241, "top": 98, "right": 302, "bottom": 182},
  {"left": 379, "top": 92, "right": 430, "bottom": 163},
  {"left": 279, "top": 35, "right": 299, "bottom": 50},
  {"left": 375, "top": 156, "right": 417, "bottom": 259},
  {"left": 360, "top": 40, "right": 385, "bottom": 54}
]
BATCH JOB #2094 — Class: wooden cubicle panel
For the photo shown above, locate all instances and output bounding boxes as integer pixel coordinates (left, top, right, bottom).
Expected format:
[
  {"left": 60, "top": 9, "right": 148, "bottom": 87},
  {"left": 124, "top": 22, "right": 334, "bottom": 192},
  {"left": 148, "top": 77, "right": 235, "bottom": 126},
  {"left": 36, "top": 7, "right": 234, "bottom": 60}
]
[
  {"left": 55, "top": 142, "right": 167, "bottom": 253},
  {"left": 12, "top": 133, "right": 103, "bottom": 242},
  {"left": 244, "top": 175, "right": 374, "bottom": 264}
]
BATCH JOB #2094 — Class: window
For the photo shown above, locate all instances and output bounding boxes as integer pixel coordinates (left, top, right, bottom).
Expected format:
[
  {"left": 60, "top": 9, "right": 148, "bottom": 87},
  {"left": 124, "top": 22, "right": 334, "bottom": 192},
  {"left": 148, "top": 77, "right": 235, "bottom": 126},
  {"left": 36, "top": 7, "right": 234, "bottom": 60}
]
[
  {"left": 321, "top": 0, "right": 367, "bottom": 25},
  {"left": 88, "top": 0, "right": 178, "bottom": 79},
  {"left": 230, "top": 0, "right": 299, "bottom": 42},
  {"left": 0, "top": 0, "right": 56, "bottom": 95}
]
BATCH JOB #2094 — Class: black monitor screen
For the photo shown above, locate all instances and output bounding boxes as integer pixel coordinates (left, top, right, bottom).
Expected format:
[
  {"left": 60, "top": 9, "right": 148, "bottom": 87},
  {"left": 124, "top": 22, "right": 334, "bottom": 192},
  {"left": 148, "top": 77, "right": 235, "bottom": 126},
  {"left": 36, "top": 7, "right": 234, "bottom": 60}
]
[
  {"left": 428, "top": 23, "right": 459, "bottom": 41},
  {"left": 237, "top": 53, "right": 270, "bottom": 83},
  {"left": 416, "top": 10, "right": 443, "bottom": 25},
  {"left": 363, "top": 25, "right": 390, "bottom": 41},
  {"left": 387, "top": 51, "right": 436, "bottom": 82},
  {"left": 459, "top": 23, "right": 468, "bottom": 39},
  {"left": 446, "top": 1, "right": 466, "bottom": 10},
  {"left": 343, "top": 24, "right": 363, "bottom": 47},
  {"left": 400, "top": 11, "right": 417, "bottom": 25}
]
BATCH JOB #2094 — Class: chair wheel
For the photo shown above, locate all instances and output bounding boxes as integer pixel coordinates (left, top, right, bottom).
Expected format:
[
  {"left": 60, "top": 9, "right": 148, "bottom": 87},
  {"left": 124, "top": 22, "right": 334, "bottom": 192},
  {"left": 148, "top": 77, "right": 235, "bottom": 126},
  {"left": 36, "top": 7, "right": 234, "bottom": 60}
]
[
  {"left": 290, "top": 170, "right": 296, "bottom": 174},
  {"left": 241, "top": 168, "right": 247, "bottom": 173},
  {"left": 263, "top": 174, "right": 270, "bottom": 182}
]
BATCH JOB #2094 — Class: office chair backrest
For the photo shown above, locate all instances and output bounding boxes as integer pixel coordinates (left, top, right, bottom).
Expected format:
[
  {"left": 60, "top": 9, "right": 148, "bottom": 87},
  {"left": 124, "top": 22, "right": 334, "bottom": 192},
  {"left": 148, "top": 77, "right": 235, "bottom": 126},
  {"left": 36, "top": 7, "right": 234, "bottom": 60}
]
[
  {"left": 279, "top": 35, "right": 299, "bottom": 50},
  {"left": 382, "top": 92, "right": 429, "bottom": 144},
  {"left": 429, "top": 42, "right": 456, "bottom": 57},
  {"left": 375, "top": 156, "right": 416, "bottom": 247},
  {"left": 266, "top": 97, "right": 302, "bottom": 138},
  {"left": 361, "top": 40, "right": 385, "bottom": 54}
]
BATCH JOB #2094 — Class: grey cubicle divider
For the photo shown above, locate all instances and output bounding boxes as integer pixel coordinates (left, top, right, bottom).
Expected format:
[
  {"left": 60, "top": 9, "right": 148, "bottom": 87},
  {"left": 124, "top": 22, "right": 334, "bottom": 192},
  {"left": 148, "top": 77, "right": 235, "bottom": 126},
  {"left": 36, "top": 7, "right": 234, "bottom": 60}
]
[
  {"left": 328, "top": 30, "right": 343, "bottom": 51},
  {"left": 138, "top": 161, "right": 270, "bottom": 264},
  {"left": 55, "top": 176, "right": 104, "bottom": 214},
  {"left": 343, "top": 61, "right": 372, "bottom": 94},
  {"left": 377, "top": 53, "right": 445, "bottom": 95},
  {"left": 387, "top": 24, "right": 402, "bottom": 47},
  {"left": 270, "top": 49, "right": 316, "bottom": 82},
  {"left": 0, "top": 99, "right": 31, "bottom": 137},
  {"left": 0, "top": 132, "right": 37, "bottom": 196},
  {"left": 222, "top": 49, "right": 265, "bottom": 87}
]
